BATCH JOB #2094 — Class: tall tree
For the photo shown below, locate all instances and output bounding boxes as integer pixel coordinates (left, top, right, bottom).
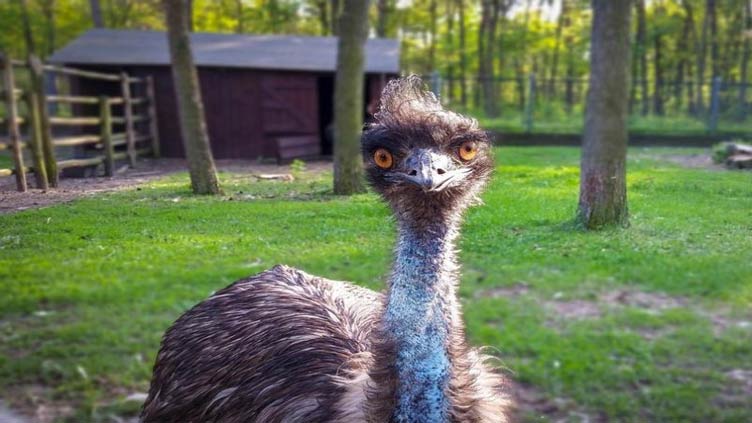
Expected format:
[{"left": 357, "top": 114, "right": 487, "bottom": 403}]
[
  {"left": 164, "top": 0, "right": 220, "bottom": 195},
  {"left": 445, "top": 0, "right": 455, "bottom": 102},
  {"left": 696, "top": 0, "right": 711, "bottom": 112},
  {"left": 330, "top": 0, "right": 341, "bottom": 35},
  {"left": 708, "top": 0, "right": 718, "bottom": 79},
  {"left": 429, "top": 0, "right": 438, "bottom": 70},
  {"left": 633, "top": 0, "right": 648, "bottom": 116},
  {"left": 674, "top": 0, "right": 695, "bottom": 112},
  {"left": 333, "top": 0, "right": 370, "bottom": 194},
  {"left": 457, "top": 0, "right": 468, "bottom": 107},
  {"left": 740, "top": 0, "right": 751, "bottom": 119},
  {"left": 89, "top": 0, "right": 104, "bottom": 27},
  {"left": 376, "top": 0, "right": 390, "bottom": 37},
  {"left": 235, "top": 0, "right": 245, "bottom": 33},
  {"left": 40, "top": 0, "right": 55, "bottom": 55},
  {"left": 653, "top": 11, "right": 664, "bottom": 116},
  {"left": 548, "top": 0, "right": 569, "bottom": 97},
  {"left": 578, "top": 0, "right": 632, "bottom": 229},
  {"left": 479, "top": 0, "right": 502, "bottom": 117}
]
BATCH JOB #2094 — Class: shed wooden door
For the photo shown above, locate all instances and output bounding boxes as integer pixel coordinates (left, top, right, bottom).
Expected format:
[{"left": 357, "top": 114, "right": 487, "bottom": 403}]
[{"left": 261, "top": 74, "right": 321, "bottom": 159}]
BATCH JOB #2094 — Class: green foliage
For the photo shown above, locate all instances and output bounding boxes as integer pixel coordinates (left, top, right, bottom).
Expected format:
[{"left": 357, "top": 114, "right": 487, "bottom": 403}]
[
  {"left": 1, "top": 147, "right": 751, "bottom": 421},
  {"left": 289, "top": 158, "right": 307, "bottom": 175},
  {"left": 712, "top": 141, "right": 734, "bottom": 163}
]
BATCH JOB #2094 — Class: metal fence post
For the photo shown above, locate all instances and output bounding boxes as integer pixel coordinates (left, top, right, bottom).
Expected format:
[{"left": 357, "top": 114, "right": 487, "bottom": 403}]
[
  {"left": 707, "top": 76, "right": 722, "bottom": 134},
  {"left": 524, "top": 73, "right": 536, "bottom": 133}
]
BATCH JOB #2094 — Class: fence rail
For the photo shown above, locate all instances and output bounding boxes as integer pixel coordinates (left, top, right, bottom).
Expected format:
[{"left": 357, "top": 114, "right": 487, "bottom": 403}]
[{"left": 0, "top": 53, "right": 161, "bottom": 192}]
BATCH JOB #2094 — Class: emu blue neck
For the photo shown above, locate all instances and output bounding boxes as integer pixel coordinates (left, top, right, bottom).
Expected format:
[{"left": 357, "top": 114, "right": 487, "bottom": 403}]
[{"left": 384, "top": 222, "right": 458, "bottom": 423}]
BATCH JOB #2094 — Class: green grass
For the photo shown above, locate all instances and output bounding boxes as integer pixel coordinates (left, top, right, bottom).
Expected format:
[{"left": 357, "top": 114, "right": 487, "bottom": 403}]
[
  {"left": 1, "top": 147, "right": 751, "bottom": 422},
  {"left": 476, "top": 109, "right": 752, "bottom": 136},
  {"left": 0, "top": 152, "right": 12, "bottom": 170}
]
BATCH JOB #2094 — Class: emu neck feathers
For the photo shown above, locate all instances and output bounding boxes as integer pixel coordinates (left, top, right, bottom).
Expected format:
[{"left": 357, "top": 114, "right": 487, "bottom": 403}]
[{"left": 383, "top": 222, "right": 460, "bottom": 423}]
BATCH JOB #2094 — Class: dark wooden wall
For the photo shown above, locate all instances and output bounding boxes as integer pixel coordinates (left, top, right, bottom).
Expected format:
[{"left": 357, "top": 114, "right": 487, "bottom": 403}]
[{"left": 69, "top": 64, "right": 393, "bottom": 160}]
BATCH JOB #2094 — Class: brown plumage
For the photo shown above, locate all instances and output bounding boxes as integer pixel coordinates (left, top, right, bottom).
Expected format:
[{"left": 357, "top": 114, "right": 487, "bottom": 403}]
[{"left": 142, "top": 76, "right": 512, "bottom": 423}]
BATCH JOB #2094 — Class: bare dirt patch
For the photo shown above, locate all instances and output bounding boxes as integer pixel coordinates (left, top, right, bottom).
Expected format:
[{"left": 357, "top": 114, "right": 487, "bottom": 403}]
[
  {"left": 4, "top": 385, "right": 73, "bottom": 423},
  {"left": 599, "top": 289, "right": 687, "bottom": 312},
  {"left": 544, "top": 299, "right": 603, "bottom": 321},
  {"left": 0, "top": 158, "right": 333, "bottom": 214},
  {"left": 484, "top": 286, "right": 750, "bottom": 340},
  {"left": 512, "top": 382, "right": 603, "bottom": 423},
  {"left": 659, "top": 153, "right": 722, "bottom": 170},
  {"left": 476, "top": 282, "right": 531, "bottom": 299},
  {"left": 715, "top": 369, "right": 752, "bottom": 409}
]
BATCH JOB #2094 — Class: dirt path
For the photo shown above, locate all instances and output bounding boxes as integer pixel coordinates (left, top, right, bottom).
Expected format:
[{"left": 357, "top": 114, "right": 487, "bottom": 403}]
[
  {"left": 0, "top": 159, "right": 332, "bottom": 214},
  {"left": 0, "top": 401, "right": 30, "bottom": 423}
]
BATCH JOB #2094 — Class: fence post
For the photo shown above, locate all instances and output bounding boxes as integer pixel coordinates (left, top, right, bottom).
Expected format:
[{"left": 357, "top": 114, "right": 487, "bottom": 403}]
[
  {"left": 100, "top": 96, "right": 114, "bottom": 176},
  {"left": 707, "top": 76, "right": 722, "bottom": 134},
  {"left": 120, "top": 72, "right": 136, "bottom": 167},
  {"left": 29, "top": 55, "right": 58, "bottom": 187},
  {"left": 26, "top": 92, "right": 49, "bottom": 190},
  {"left": 524, "top": 73, "right": 536, "bottom": 133},
  {"left": 2, "top": 54, "right": 27, "bottom": 192},
  {"left": 145, "top": 76, "right": 161, "bottom": 158}
]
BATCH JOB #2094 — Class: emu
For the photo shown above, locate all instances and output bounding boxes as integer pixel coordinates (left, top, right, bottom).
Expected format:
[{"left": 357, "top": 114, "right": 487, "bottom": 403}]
[{"left": 141, "top": 76, "right": 511, "bottom": 423}]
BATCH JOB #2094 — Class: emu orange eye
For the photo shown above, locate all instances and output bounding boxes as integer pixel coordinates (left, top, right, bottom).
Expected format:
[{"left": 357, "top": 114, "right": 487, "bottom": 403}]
[
  {"left": 373, "top": 148, "right": 393, "bottom": 169},
  {"left": 458, "top": 141, "right": 478, "bottom": 161}
]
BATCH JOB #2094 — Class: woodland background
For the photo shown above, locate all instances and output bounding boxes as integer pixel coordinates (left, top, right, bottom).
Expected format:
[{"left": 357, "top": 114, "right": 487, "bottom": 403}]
[{"left": 1, "top": 0, "right": 750, "bottom": 133}]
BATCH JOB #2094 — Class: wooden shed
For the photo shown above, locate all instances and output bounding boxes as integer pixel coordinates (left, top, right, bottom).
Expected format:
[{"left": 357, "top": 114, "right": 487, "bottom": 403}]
[{"left": 48, "top": 29, "right": 400, "bottom": 160}]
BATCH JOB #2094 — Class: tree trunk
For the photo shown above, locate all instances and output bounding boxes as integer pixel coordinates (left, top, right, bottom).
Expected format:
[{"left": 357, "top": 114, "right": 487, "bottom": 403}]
[
  {"left": 89, "top": 0, "right": 104, "bottom": 28},
  {"left": 312, "top": 0, "right": 328, "bottom": 36},
  {"left": 235, "top": 0, "right": 245, "bottom": 33},
  {"left": 673, "top": 1, "right": 693, "bottom": 112},
  {"left": 482, "top": 0, "right": 501, "bottom": 117},
  {"left": 634, "top": 0, "right": 648, "bottom": 116},
  {"left": 40, "top": 0, "right": 56, "bottom": 56},
  {"left": 697, "top": 0, "right": 711, "bottom": 113},
  {"left": 445, "top": 0, "right": 455, "bottom": 103},
  {"left": 429, "top": 0, "right": 437, "bottom": 71},
  {"left": 578, "top": 0, "right": 632, "bottom": 229},
  {"left": 549, "top": 0, "right": 568, "bottom": 97},
  {"left": 708, "top": 0, "right": 718, "bottom": 79},
  {"left": 333, "top": 0, "right": 370, "bottom": 195},
  {"left": 653, "top": 33, "right": 664, "bottom": 115},
  {"left": 458, "top": 0, "right": 467, "bottom": 108},
  {"left": 516, "top": 0, "right": 532, "bottom": 111},
  {"left": 564, "top": 39, "right": 575, "bottom": 114},
  {"left": 683, "top": 0, "right": 697, "bottom": 114},
  {"left": 740, "top": 0, "right": 751, "bottom": 120},
  {"left": 164, "top": 0, "right": 220, "bottom": 195},
  {"left": 376, "top": 0, "right": 389, "bottom": 37},
  {"left": 331, "top": 0, "right": 341, "bottom": 35}
]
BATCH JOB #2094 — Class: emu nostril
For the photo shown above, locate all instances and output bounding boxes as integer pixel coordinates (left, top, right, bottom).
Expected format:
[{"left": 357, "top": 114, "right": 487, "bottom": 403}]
[
  {"left": 408, "top": 170, "right": 417, "bottom": 176},
  {"left": 436, "top": 168, "right": 446, "bottom": 175}
]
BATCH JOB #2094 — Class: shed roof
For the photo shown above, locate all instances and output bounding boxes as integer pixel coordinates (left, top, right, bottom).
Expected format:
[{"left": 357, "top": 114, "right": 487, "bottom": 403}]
[{"left": 49, "top": 29, "right": 400, "bottom": 74}]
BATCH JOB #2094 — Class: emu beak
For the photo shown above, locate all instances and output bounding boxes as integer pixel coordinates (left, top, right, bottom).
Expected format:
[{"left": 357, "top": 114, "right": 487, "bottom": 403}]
[{"left": 400, "top": 149, "right": 457, "bottom": 192}]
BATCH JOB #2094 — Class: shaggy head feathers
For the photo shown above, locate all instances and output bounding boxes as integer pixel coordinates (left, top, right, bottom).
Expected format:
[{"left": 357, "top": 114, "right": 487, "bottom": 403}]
[{"left": 362, "top": 76, "right": 494, "bottom": 225}]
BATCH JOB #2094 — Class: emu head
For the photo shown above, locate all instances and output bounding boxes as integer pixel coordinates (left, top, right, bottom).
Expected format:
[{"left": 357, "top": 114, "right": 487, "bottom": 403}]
[{"left": 362, "top": 76, "right": 494, "bottom": 226}]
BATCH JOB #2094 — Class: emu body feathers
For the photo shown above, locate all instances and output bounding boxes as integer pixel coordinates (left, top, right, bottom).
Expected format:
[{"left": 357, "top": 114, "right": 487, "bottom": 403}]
[{"left": 142, "top": 77, "right": 511, "bottom": 422}]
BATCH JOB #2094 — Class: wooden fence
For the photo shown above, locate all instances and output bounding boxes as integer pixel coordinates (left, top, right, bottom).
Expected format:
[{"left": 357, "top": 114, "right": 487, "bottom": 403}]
[{"left": 0, "top": 53, "right": 160, "bottom": 192}]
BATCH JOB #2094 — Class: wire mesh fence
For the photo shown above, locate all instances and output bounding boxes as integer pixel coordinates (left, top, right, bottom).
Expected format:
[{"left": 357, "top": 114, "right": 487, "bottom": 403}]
[{"left": 428, "top": 73, "right": 752, "bottom": 136}]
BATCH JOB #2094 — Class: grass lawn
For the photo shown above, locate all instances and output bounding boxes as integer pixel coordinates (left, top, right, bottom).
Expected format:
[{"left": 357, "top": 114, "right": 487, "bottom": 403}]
[
  {"left": 475, "top": 110, "right": 752, "bottom": 136},
  {"left": 1, "top": 147, "right": 751, "bottom": 422},
  {"left": 0, "top": 152, "right": 12, "bottom": 170}
]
